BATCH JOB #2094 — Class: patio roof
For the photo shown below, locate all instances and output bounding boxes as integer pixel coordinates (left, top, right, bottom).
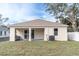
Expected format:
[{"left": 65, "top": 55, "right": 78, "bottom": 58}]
[{"left": 10, "top": 19, "right": 68, "bottom": 27}]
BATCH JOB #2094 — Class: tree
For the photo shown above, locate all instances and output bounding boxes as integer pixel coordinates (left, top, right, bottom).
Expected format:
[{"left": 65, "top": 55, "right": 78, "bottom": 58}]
[
  {"left": 45, "top": 3, "right": 79, "bottom": 32},
  {"left": 0, "top": 14, "right": 9, "bottom": 25}
]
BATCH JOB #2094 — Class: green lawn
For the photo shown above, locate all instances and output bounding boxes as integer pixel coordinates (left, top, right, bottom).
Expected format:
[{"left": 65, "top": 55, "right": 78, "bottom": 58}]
[{"left": 0, "top": 41, "right": 79, "bottom": 56}]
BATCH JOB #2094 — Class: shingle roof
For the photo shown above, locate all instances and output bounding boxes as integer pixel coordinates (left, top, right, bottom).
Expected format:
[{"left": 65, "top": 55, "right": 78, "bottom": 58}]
[{"left": 10, "top": 19, "right": 68, "bottom": 27}]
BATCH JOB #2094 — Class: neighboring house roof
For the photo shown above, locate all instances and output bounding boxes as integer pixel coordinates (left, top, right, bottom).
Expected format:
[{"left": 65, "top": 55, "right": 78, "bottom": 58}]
[
  {"left": 10, "top": 19, "right": 68, "bottom": 27},
  {"left": 0, "top": 25, "right": 9, "bottom": 30},
  {"left": 0, "top": 25, "right": 6, "bottom": 27}
]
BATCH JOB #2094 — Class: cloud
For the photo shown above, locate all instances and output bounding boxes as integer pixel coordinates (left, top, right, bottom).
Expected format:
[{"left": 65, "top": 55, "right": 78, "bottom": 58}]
[
  {"left": 0, "top": 3, "right": 37, "bottom": 24},
  {"left": 0, "top": 3, "right": 55, "bottom": 24}
]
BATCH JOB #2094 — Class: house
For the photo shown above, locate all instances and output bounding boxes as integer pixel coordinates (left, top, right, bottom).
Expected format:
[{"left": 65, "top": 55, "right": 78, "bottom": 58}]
[
  {"left": 0, "top": 25, "right": 9, "bottom": 38},
  {"left": 9, "top": 19, "right": 68, "bottom": 41}
]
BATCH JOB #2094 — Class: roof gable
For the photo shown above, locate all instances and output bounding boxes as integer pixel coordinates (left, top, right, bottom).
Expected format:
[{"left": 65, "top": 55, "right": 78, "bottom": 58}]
[{"left": 10, "top": 19, "right": 68, "bottom": 27}]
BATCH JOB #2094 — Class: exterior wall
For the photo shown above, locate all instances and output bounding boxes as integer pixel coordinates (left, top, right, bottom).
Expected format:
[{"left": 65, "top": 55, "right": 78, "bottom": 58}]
[
  {"left": 10, "top": 27, "right": 15, "bottom": 41},
  {"left": 44, "top": 27, "right": 54, "bottom": 41},
  {"left": 0, "top": 30, "right": 9, "bottom": 37},
  {"left": 55, "top": 27, "right": 67, "bottom": 41},
  {"left": 44, "top": 28, "right": 49, "bottom": 41},
  {"left": 16, "top": 29, "right": 24, "bottom": 40},
  {"left": 44, "top": 27, "right": 67, "bottom": 41},
  {"left": 34, "top": 28, "right": 44, "bottom": 40},
  {"left": 14, "top": 27, "right": 67, "bottom": 41}
]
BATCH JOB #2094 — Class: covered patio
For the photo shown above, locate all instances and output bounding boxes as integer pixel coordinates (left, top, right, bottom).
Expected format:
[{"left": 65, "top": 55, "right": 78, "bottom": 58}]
[
  {"left": 16, "top": 28, "right": 44, "bottom": 41},
  {"left": 10, "top": 27, "right": 48, "bottom": 41}
]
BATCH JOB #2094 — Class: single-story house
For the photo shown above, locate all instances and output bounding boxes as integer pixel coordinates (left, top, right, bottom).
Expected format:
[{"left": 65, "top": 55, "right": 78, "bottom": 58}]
[
  {"left": 9, "top": 19, "right": 68, "bottom": 41},
  {"left": 0, "top": 25, "right": 9, "bottom": 38}
]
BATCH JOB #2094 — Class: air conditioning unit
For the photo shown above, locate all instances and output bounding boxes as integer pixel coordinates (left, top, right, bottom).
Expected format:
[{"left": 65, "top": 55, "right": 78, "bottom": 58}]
[{"left": 49, "top": 35, "right": 55, "bottom": 41}]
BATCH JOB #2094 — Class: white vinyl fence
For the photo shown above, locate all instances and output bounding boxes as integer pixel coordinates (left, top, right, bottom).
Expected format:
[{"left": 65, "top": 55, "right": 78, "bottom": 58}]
[{"left": 68, "top": 32, "right": 79, "bottom": 41}]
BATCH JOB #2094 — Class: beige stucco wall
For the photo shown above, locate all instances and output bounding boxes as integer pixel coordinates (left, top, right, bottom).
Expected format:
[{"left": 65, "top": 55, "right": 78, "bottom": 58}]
[
  {"left": 16, "top": 29, "right": 24, "bottom": 40},
  {"left": 10, "top": 27, "right": 15, "bottom": 41},
  {"left": 11, "top": 26, "right": 67, "bottom": 41},
  {"left": 44, "top": 27, "right": 67, "bottom": 41},
  {"left": 55, "top": 27, "right": 67, "bottom": 41},
  {"left": 34, "top": 28, "right": 44, "bottom": 40}
]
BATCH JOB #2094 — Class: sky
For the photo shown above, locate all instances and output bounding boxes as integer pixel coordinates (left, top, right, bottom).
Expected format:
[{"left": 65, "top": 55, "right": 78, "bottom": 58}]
[{"left": 0, "top": 3, "right": 56, "bottom": 25}]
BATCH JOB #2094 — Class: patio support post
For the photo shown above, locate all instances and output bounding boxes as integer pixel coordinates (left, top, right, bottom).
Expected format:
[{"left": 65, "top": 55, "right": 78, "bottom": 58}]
[
  {"left": 10, "top": 27, "right": 16, "bottom": 41},
  {"left": 29, "top": 28, "right": 32, "bottom": 41},
  {"left": 44, "top": 28, "right": 48, "bottom": 41}
]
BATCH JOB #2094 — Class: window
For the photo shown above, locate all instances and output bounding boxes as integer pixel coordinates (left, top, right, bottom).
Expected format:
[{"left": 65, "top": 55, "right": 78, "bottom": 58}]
[
  {"left": 54, "top": 28, "right": 58, "bottom": 36},
  {"left": 4, "top": 31, "right": 6, "bottom": 36},
  {"left": 31, "top": 30, "right": 34, "bottom": 39},
  {"left": 24, "top": 30, "right": 27, "bottom": 39},
  {"left": 0, "top": 31, "right": 2, "bottom": 36},
  {"left": 24, "top": 30, "right": 29, "bottom": 39}
]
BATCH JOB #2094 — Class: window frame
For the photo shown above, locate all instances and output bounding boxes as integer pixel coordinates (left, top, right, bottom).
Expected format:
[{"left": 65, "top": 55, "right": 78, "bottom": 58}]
[{"left": 54, "top": 28, "right": 58, "bottom": 36}]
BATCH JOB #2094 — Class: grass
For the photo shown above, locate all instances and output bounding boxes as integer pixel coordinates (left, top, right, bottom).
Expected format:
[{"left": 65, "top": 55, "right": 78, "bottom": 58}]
[{"left": 0, "top": 40, "right": 79, "bottom": 56}]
